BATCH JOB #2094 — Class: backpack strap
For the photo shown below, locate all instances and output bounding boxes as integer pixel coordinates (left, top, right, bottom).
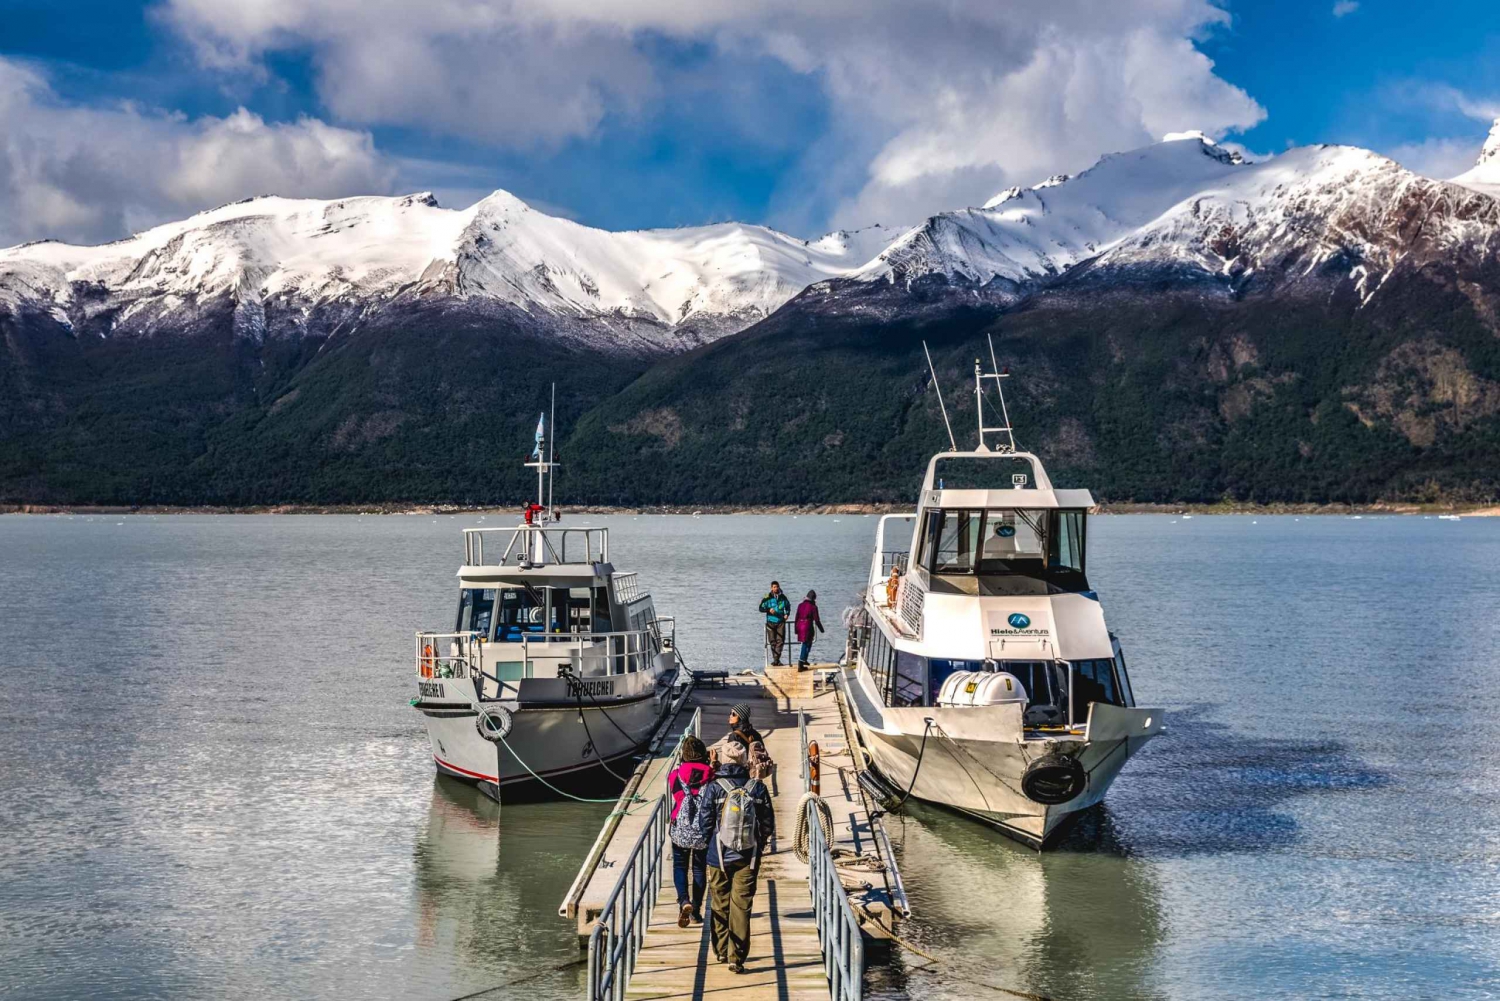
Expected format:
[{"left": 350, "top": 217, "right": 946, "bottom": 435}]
[{"left": 716, "top": 778, "right": 736, "bottom": 794}]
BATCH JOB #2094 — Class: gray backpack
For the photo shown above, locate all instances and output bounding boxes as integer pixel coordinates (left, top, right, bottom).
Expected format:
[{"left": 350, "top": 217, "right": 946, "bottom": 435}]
[{"left": 715, "top": 778, "right": 762, "bottom": 858}]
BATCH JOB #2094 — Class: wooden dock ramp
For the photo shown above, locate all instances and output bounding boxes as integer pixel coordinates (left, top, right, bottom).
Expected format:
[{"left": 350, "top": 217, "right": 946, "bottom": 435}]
[{"left": 562, "top": 665, "right": 905, "bottom": 1001}]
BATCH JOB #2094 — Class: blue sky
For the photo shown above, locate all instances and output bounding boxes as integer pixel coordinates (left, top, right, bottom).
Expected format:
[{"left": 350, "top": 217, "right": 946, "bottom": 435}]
[{"left": 0, "top": 0, "right": 1496, "bottom": 246}]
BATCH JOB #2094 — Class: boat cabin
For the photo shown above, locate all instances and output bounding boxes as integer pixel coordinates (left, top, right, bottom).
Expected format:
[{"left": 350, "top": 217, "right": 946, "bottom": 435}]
[{"left": 860, "top": 450, "right": 1134, "bottom": 726}]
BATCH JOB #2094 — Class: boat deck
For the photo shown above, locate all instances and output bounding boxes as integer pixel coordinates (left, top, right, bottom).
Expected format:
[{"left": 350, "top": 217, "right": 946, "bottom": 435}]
[{"left": 563, "top": 665, "right": 904, "bottom": 999}]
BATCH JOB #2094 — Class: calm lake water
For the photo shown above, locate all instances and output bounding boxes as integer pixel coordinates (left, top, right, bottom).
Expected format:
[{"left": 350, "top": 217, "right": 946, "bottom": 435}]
[{"left": 1, "top": 513, "right": 1497, "bottom": 1000}]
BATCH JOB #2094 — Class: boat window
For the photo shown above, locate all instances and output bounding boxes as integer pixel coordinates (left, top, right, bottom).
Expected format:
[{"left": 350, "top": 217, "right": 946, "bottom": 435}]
[
  {"left": 1073, "top": 659, "right": 1122, "bottom": 707},
  {"left": 549, "top": 587, "right": 599, "bottom": 633},
  {"left": 593, "top": 586, "right": 612, "bottom": 633},
  {"left": 978, "top": 509, "right": 1045, "bottom": 564},
  {"left": 893, "top": 650, "right": 925, "bottom": 707},
  {"left": 1048, "top": 510, "right": 1085, "bottom": 574},
  {"left": 456, "top": 588, "right": 497, "bottom": 636},
  {"left": 930, "top": 509, "right": 983, "bottom": 573},
  {"left": 866, "top": 628, "right": 894, "bottom": 702},
  {"left": 932, "top": 455, "right": 1039, "bottom": 490},
  {"left": 494, "top": 587, "right": 544, "bottom": 641},
  {"left": 1113, "top": 644, "right": 1135, "bottom": 707},
  {"left": 993, "top": 660, "right": 1052, "bottom": 708}
]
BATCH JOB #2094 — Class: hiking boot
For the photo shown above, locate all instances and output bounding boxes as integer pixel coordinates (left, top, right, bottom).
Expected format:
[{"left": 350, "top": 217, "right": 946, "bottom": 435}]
[
  {"left": 690, "top": 910, "right": 704, "bottom": 924},
  {"left": 729, "top": 962, "right": 746, "bottom": 974},
  {"left": 677, "top": 902, "right": 692, "bottom": 928}
]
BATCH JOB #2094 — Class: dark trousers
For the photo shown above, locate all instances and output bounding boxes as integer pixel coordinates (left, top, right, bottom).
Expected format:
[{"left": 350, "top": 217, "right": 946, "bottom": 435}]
[
  {"left": 765, "top": 622, "right": 786, "bottom": 664},
  {"left": 671, "top": 842, "right": 706, "bottom": 912},
  {"left": 707, "top": 859, "right": 758, "bottom": 965}
]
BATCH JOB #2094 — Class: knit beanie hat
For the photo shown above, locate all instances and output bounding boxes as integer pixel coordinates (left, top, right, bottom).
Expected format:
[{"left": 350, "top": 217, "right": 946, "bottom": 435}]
[
  {"left": 729, "top": 703, "right": 752, "bottom": 725},
  {"left": 720, "top": 739, "right": 747, "bottom": 765}
]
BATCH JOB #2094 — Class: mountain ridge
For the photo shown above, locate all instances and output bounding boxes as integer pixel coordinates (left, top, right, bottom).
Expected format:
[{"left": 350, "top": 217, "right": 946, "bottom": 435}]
[{"left": 4, "top": 127, "right": 1500, "bottom": 506}]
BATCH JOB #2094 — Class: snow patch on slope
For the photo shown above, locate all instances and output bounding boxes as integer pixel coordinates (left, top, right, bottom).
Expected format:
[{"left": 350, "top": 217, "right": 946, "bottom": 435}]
[{"left": 1452, "top": 118, "right": 1500, "bottom": 199}]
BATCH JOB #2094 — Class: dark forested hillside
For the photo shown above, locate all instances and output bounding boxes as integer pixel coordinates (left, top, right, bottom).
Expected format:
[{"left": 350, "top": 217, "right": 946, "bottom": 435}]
[{"left": 4, "top": 259, "right": 1500, "bottom": 507}]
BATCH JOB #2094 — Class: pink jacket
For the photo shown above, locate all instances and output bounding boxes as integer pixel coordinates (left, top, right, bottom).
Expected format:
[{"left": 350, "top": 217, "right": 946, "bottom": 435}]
[{"left": 667, "top": 761, "right": 714, "bottom": 820}]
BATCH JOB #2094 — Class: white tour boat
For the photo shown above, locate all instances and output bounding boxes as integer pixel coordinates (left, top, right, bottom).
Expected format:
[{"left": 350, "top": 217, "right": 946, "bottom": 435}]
[
  {"left": 843, "top": 350, "right": 1163, "bottom": 847},
  {"left": 410, "top": 416, "right": 683, "bottom": 799}
]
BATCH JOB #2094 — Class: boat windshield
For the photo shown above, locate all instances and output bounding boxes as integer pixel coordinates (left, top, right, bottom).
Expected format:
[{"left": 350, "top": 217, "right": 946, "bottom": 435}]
[{"left": 920, "top": 507, "right": 1086, "bottom": 580}]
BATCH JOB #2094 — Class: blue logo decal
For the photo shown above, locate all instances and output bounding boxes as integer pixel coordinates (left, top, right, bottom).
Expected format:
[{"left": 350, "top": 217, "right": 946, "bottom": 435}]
[
  {"left": 997, "top": 525, "right": 1016, "bottom": 537},
  {"left": 1007, "top": 613, "right": 1031, "bottom": 629}
]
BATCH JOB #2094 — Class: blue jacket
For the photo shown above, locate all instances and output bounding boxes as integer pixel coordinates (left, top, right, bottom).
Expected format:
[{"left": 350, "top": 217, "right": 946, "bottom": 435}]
[
  {"left": 759, "top": 592, "right": 791, "bottom": 625},
  {"left": 695, "top": 762, "right": 776, "bottom": 867}
]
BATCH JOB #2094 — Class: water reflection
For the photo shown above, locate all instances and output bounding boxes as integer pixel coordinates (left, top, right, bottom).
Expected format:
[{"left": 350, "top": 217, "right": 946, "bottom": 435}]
[
  {"left": 410, "top": 778, "right": 606, "bottom": 1000},
  {"left": 1093, "top": 705, "right": 1390, "bottom": 859},
  {"left": 870, "top": 804, "right": 1165, "bottom": 1001}
]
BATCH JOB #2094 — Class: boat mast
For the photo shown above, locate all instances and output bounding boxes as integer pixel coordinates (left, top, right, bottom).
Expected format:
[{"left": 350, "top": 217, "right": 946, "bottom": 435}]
[
  {"left": 974, "top": 333, "right": 1017, "bottom": 453},
  {"left": 523, "top": 384, "right": 561, "bottom": 562}
]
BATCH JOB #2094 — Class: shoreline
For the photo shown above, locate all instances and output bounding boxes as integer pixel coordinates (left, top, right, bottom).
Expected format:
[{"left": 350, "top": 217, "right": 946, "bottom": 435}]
[{"left": 4, "top": 501, "right": 1498, "bottom": 517}]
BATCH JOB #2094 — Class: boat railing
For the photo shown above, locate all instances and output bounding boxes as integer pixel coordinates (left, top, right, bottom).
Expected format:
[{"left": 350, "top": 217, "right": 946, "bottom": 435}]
[
  {"left": 613, "top": 571, "right": 644, "bottom": 604},
  {"left": 463, "top": 526, "right": 609, "bottom": 567},
  {"left": 586, "top": 795, "right": 669, "bottom": 1001},
  {"left": 806, "top": 797, "right": 865, "bottom": 1001},
  {"left": 414, "top": 631, "right": 483, "bottom": 680},
  {"left": 511, "top": 628, "right": 661, "bottom": 678}
]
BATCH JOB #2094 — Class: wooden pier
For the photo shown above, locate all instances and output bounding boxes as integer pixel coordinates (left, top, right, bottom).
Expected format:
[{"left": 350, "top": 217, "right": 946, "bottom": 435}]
[{"left": 561, "top": 665, "right": 905, "bottom": 1000}]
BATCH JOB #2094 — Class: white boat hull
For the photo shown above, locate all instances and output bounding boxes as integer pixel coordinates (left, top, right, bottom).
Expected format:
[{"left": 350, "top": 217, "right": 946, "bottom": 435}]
[
  {"left": 414, "top": 655, "right": 676, "bottom": 798},
  {"left": 845, "top": 665, "right": 1163, "bottom": 846}
]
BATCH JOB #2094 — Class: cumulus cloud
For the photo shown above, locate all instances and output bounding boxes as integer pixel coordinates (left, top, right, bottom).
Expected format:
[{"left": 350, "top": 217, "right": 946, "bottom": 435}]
[
  {"left": 161, "top": 0, "right": 1265, "bottom": 232},
  {"left": 0, "top": 57, "right": 397, "bottom": 246}
]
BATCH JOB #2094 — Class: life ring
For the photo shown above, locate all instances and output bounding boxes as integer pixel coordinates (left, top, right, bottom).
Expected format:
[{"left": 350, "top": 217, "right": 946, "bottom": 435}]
[
  {"left": 421, "top": 643, "right": 435, "bottom": 679},
  {"left": 1021, "top": 752, "right": 1087, "bottom": 804}
]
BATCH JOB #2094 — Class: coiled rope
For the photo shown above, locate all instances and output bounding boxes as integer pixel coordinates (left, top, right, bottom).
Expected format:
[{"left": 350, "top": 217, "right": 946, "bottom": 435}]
[{"left": 792, "top": 792, "right": 835, "bottom": 863}]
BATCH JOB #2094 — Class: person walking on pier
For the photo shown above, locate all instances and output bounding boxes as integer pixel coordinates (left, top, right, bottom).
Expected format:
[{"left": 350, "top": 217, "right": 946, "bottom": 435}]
[
  {"left": 794, "top": 590, "right": 824, "bottom": 670},
  {"left": 697, "top": 739, "right": 775, "bottom": 974},
  {"left": 667, "top": 735, "right": 714, "bottom": 927},
  {"left": 758, "top": 581, "right": 791, "bottom": 666}
]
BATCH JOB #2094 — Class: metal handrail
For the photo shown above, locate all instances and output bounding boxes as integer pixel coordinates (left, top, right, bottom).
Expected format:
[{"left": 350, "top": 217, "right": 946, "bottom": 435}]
[
  {"left": 586, "top": 709, "right": 703, "bottom": 1001},
  {"left": 799, "top": 708, "right": 810, "bottom": 793},
  {"left": 806, "top": 799, "right": 864, "bottom": 1001},
  {"left": 613, "top": 572, "right": 644, "bottom": 604},
  {"left": 586, "top": 795, "right": 670, "bottom": 1001},
  {"left": 463, "top": 526, "right": 609, "bottom": 567},
  {"left": 413, "top": 631, "right": 482, "bottom": 679}
]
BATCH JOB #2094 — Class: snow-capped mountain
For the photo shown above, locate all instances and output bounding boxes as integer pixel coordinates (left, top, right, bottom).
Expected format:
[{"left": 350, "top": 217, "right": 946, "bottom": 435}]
[
  {"left": 0, "top": 190, "right": 894, "bottom": 352},
  {"left": 4, "top": 127, "right": 1499, "bottom": 358},
  {"left": 1453, "top": 117, "right": 1500, "bottom": 199},
  {"left": 827, "top": 129, "right": 1500, "bottom": 307}
]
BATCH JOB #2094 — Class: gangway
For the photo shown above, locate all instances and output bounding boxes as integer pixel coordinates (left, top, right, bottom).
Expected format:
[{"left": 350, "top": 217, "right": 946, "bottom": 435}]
[{"left": 562, "top": 665, "right": 905, "bottom": 1000}]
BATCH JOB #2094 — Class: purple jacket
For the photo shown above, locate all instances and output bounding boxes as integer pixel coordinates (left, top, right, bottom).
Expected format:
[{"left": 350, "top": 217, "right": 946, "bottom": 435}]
[
  {"left": 667, "top": 761, "right": 714, "bottom": 820},
  {"left": 794, "top": 600, "right": 823, "bottom": 644}
]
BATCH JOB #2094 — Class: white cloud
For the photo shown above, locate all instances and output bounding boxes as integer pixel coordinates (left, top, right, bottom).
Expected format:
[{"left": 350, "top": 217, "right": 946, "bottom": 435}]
[
  {"left": 161, "top": 0, "right": 1266, "bottom": 232},
  {"left": 0, "top": 57, "right": 397, "bottom": 246},
  {"left": 1332, "top": 1, "right": 1359, "bottom": 18},
  {"left": 1387, "top": 136, "right": 1488, "bottom": 179}
]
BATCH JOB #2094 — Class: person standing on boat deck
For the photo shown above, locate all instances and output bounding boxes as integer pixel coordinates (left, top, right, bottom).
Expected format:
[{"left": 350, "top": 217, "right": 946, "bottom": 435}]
[
  {"left": 794, "top": 590, "right": 824, "bottom": 670},
  {"left": 758, "top": 581, "right": 791, "bottom": 666},
  {"left": 666, "top": 735, "right": 714, "bottom": 927},
  {"left": 696, "top": 739, "right": 775, "bottom": 974}
]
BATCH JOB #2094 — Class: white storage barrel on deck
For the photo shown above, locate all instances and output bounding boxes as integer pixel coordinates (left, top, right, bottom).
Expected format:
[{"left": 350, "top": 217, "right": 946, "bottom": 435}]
[{"left": 937, "top": 670, "right": 1028, "bottom": 708}]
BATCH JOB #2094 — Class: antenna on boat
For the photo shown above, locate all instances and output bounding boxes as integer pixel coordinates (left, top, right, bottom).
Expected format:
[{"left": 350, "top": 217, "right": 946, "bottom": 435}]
[
  {"left": 975, "top": 333, "right": 1017, "bottom": 453},
  {"left": 922, "top": 341, "right": 958, "bottom": 452},
  {"left": 547, "top": 382, "right": 556, "bottom": 516}
]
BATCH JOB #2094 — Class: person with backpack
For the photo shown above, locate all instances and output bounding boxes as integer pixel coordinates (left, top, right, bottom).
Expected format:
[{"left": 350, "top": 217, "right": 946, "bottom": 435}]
[
  {"left": 666, "top": 735, "right": 715, "bottom": 927},
  {"left": 695, "top": 738, "right": 776, "bottom": 973}
]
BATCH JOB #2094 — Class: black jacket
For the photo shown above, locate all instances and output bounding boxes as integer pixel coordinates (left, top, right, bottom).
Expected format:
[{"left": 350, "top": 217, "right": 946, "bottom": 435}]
[{"left": 695, "top": 762, "right": 775, "bottom": 867}]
